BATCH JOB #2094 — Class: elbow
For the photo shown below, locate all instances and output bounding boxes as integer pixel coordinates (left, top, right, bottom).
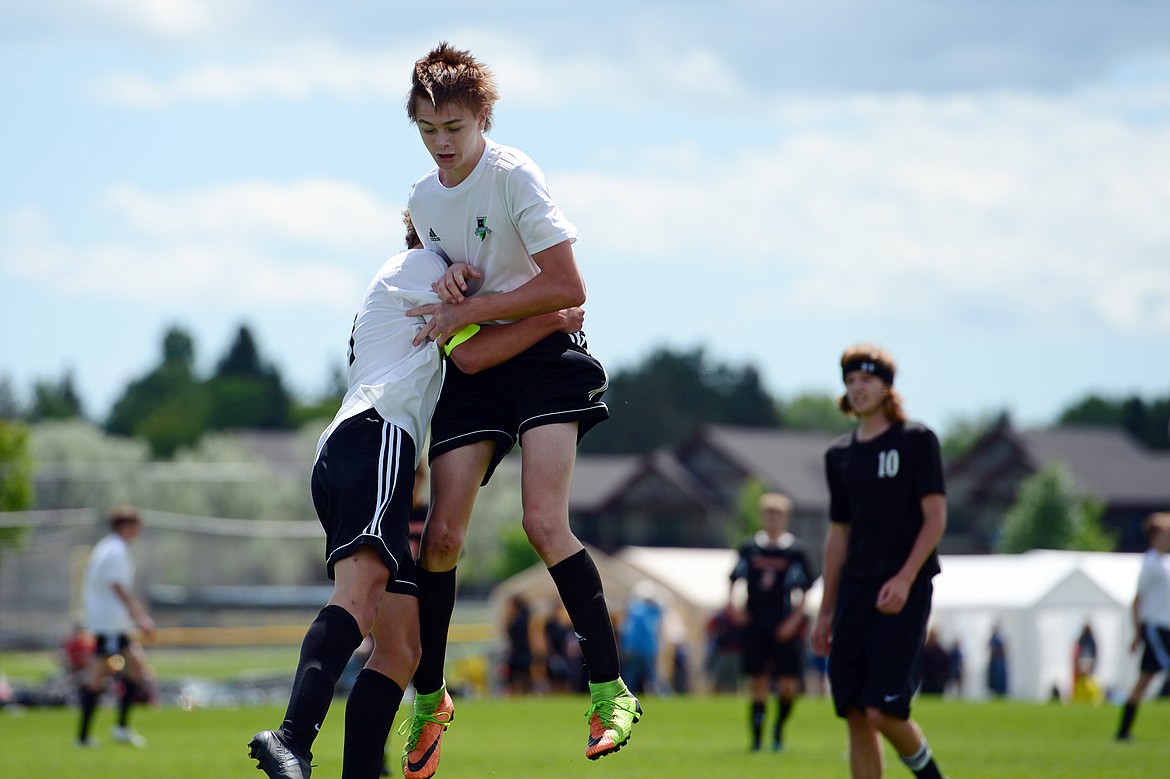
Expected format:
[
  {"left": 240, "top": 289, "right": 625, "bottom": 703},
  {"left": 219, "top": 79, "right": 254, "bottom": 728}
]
[{"left": 448, "top": 352, "right": 487, "bottom": 375}]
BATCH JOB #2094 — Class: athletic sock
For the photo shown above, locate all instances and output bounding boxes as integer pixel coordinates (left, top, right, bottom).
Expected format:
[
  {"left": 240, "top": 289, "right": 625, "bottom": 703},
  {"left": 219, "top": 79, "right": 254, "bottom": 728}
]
[
  {"left": 775, "top": 695, "right": 794, "bottom": 744},
  {"left": 548, "top": 549, "right": 620, "bottom": 683},
  {"left": 280, "top": 604, "right": 364, "bottom": 758},
  {"left": 750, "top": 700, "right": 765, "bottom": 749},
  {"left": 118, "top": 677, "right": 137, "bottom": 727},
  {"left": 900, "top": 741, "right": 943, "bottom": 779},
  {"left": 1116, "top": 701, "right": 1138, "bottom": 739},
  {"left": 414, "top": 566, "right": 458, "bottom": 696},
  {"left": 343, "top": 669, "right": 405, "bottom": 779},
  {"left": 78, "top": 686, "right": 99, "bottom": 741}
]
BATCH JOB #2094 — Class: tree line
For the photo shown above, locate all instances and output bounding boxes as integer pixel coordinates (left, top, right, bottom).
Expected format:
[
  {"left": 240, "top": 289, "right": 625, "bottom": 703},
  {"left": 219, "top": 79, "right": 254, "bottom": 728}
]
[{"left": 3, "top": 323, "right": 1168, "bottom": 459}]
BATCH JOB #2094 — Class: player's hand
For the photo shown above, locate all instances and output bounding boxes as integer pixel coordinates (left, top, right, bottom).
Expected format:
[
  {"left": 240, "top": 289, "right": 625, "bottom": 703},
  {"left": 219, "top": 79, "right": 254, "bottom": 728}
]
[
  {"left": 775, "top": 613, "right": 802, "bottom": 642},
  {"left": 555, "top": 306, "right": 585, "bottom": 333},
  {"left": 432, "top": 262, "right": 483, "bottom": 304},
  {"left": 137, "top": 614, "right": 157, "bottom": 640},
  {"left": 407, "top": 303, "right": 475, "bottom": 347},
  {"left": 810, "top": 613, "right": 832, "bottom": 657},
  {"left": 875, "top": 574, "right": 911, "bottom": 615}
]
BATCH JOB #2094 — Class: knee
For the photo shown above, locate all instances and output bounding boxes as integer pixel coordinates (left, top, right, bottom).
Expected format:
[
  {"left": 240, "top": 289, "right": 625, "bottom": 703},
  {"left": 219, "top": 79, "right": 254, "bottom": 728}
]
[
  {"left": 521, "top": 513, "right": 566, "bottom": 557},
  {"left": 369, "top": 633, "right": 422, "bottom": 685},
  {"left": 420, "top": 521, "right": 466, "bottom": 570}
]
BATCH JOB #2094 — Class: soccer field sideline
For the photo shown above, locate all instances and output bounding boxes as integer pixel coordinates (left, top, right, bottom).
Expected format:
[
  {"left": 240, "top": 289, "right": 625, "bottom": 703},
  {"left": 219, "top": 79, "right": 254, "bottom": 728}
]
[{"left": 3, "top": 694, "right": 1167, "bottom": 779}]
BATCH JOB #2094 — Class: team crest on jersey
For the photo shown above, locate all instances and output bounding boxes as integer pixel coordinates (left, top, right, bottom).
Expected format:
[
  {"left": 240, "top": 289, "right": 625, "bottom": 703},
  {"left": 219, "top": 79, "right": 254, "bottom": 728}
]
[{"left": 475, "top": 217, "right": 492, "bottom": 242}]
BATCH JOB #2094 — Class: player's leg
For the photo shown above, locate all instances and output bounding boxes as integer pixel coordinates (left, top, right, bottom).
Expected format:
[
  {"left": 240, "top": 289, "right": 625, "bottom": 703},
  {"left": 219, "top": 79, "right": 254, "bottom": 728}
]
[
  {"left": 520, "top": 422, "right": 639, "bottom": 758},
  {"left": 77, "top": 643, "right": 111, "bottom": 746},
  {"left": 846, "top": 707, "right": 883, "bottom": 779},
  {"left": 773, "top": 637, "right": 804, "bottom": 750},
  {"left": 111, "top": 638, "right": 150, "bottom": 746},
  {"left": 344, "top": 592, "right": 420, "bottom": 779},
  {"left": 403, "top": 442, "right": 492, "bottom": 779},
  {"left": 871, "top": 710, "right": 943, "bottom": 779},
  {"left": 748, "top": 673, "right": 768, "bottom": 750}
]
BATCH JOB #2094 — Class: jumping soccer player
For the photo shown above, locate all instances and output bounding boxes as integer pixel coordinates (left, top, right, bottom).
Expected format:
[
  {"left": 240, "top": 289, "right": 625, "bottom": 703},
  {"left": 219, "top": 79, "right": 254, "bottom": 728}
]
[{"left": 399, "top": 41, "right": 638, "bottom": 778}]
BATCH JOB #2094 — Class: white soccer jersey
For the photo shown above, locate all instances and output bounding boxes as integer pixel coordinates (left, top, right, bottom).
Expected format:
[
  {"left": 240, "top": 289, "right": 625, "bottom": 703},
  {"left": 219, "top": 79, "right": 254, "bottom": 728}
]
[
  {"left": 82, "top": 533, "right": 135, "bottom": 634},
  {"left": 407, "top": 137, "right": 577, "bottom": 324},
  {"left": 315, "top": 248, "right": 448, "bottom": 462},
  {"left": 1136, "top": 547, "right": 1170, "bottom": 628}
]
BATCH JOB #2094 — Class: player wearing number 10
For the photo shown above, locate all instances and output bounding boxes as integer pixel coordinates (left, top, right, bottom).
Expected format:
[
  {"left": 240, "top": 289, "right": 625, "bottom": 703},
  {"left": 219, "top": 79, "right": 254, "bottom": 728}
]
[{"left": 811, "top": 343, "right": 949, "bottom": 779}]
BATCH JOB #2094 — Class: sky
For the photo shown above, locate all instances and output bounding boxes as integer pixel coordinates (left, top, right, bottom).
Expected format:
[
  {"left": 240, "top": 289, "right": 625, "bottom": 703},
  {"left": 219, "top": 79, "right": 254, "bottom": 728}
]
[{"left": 2, "top": 0, "right": 1169, "bottom": 436}]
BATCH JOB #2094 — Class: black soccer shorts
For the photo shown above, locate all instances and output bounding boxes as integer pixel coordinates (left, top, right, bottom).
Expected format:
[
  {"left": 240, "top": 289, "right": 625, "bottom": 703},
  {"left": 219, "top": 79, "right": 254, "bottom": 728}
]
[
  {"left": 741, "top": 623, "right": 805, "bottom": 678},
  {"left": 311, "top": 412, "right": 419, "bottom": 596},
  {"left": 827, "top": 575, "right": 933, "bottom": 720},
  {"left": 429, "top": 331, "right": 609, "bottom": 485}
]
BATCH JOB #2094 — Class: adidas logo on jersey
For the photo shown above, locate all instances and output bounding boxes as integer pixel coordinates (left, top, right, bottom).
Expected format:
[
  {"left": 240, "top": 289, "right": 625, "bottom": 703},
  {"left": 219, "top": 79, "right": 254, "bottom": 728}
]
[{"left": 429, "top": 228, "right": 441, "bottom": 243}]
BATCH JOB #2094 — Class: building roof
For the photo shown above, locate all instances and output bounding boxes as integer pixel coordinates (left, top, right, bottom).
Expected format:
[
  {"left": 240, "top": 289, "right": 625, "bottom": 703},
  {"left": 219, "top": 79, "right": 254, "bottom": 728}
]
[
  {"left": 688, "top": 424, "right": 836, "bottom": 508},
  {"left": 1014, "top": 427, "right": 1170, "bottom": 504}
]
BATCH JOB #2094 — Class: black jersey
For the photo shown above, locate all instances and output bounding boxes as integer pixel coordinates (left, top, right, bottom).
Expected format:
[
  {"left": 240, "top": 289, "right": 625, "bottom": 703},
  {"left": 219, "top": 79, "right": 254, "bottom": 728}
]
[
  {"left": 730, "top": 533, "right": 815, "bottom": 627},
  {"left": 824, "top": 420, "right": 945, "bottom": 582}
]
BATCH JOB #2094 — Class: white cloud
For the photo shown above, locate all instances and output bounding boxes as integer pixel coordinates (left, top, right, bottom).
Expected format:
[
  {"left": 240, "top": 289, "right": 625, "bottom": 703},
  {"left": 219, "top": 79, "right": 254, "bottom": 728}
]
[
  {"left": 559, "top": 87, "right": 1170, "bottom": 335},
  {"left": 102, "top": 179, "right": 405, "bottom": 250}
]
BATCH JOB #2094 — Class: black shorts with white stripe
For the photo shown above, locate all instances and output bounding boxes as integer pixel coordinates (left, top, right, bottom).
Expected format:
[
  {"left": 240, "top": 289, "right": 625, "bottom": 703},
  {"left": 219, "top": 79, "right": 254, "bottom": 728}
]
[{"left": 311, "top": 412, "right": 419, "bottom": 596}]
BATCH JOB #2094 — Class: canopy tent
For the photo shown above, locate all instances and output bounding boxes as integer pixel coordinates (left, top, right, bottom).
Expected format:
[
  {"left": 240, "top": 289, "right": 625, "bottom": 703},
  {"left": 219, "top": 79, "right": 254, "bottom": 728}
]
[{"left": 489, "top": 547, "right": 1146, "bottom": 700}]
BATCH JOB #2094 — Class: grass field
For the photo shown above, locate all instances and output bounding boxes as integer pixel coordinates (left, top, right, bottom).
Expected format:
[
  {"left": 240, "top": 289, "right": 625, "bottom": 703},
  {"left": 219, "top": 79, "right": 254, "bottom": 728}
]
[{"left": 2, "top": 691, "right": 1167, "bottom": 779}]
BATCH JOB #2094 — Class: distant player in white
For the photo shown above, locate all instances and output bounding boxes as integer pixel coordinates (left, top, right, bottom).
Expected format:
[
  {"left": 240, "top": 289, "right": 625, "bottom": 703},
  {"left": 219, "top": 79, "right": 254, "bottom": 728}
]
[
  {"left": 1116, "top": 511, "right": 1170, "bottom": 741},
  {"left": 249, "top": 213, "right": 584, "bottom": 779},
  {"left": 399, "top": 42, "right": 636, "bottom": 778},
  {"left": 77, "top": 505, "right": 155, "bottom": 748}
]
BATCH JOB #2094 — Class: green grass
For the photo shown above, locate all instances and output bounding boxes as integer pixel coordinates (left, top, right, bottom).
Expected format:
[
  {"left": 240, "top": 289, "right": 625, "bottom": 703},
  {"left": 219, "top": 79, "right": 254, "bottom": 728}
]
[{"left": 2, "top": 693, "right": 1167, "bottom": 778}]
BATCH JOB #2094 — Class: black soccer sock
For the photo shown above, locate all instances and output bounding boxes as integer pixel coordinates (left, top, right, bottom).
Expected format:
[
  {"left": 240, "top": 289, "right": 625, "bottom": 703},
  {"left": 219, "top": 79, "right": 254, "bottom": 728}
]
[
  {"left": 1117, "top": 701, "right": 1138, "bottom": 739},
  {"left": 775, "top": 695, "right": 794, "bottom": 743},
  {"left": 413, "top": 566, "right": 458, "bottom": 696},
  {"left": 750, "top": 700, "right": 765, "bottom": 748},
  {"left": 78, "top": 686, "right": 99, "bottom": 741},
  {"left": 280, "top": 604, "right": 365, "bottom": 758},
  {"left": 343, "top": 669, "right": 405, "bottom": 779},
  {"left": 118, "top": 677, "right": 137, "bottom": 727},
  {"left": 548, "top": 549, "right": 621, "bottom": 684},
  {"left": 900, "top": 741, "right": 943, "bottom": 779}
]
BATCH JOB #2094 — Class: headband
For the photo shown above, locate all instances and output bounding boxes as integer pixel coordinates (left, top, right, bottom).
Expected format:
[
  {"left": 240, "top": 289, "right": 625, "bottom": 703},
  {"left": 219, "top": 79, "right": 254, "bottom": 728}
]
[{"left": 842, "top": 358, "right": 894, "bottom": 385}]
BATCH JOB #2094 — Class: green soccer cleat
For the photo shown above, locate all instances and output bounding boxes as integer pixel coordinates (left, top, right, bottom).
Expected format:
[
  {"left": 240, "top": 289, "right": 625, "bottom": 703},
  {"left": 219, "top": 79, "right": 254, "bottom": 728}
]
[
  {"left": 400, "top": 686, "right": 455, "bottom": 779},
  {"left": 584, "top": 678, "right": 642, "bottom": 760}
]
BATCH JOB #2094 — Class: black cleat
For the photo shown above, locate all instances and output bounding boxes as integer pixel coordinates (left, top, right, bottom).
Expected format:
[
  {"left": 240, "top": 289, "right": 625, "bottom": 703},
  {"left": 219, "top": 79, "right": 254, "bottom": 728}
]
[{"left": 249, "top": 730, "right": 312, "bottom": 779}]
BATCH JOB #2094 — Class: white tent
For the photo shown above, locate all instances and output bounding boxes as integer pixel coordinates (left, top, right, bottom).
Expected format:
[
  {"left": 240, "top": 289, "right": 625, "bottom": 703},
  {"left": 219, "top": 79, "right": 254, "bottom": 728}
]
[{"left": 489, "top": 547, "right": 1146, "bottom": 700}]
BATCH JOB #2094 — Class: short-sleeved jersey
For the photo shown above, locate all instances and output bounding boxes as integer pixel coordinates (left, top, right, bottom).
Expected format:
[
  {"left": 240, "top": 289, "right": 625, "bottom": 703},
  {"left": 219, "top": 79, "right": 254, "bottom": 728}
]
[
  {"left": 730, "top": 531, "right": 815, "bottom": 627},
  {"left": 825, "top": 420, "right": 945, "bottom": 582},
  {"left": 407, "top": 138, "right": 576, "bottom": 324},
  {"left": 1136, "top": 547, "right": 1170, "bottom": 628},
  {"left": 82, "top": 533, "right": 135, "bottom": 634},
  {"left": 315, "top": 248, "right": 448, "bottom": 463}
]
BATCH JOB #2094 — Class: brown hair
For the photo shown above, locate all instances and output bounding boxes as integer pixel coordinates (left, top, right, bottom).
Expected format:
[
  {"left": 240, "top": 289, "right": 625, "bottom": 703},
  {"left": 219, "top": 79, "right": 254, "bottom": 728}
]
[
  {"left": 402, "top": 209, "right": 421, "bottom": 250},
  {"left": 759, "top": 492, "right": 793, "bottom": 515},
  {"left": 837, "top": 342, "right": 907, "bottom": 423},
  {"left": 405, "top": 42, "right": 499, "bottom": 131},
  {"left": 107, "top": 504, "right": 141, "bottom": 531},
  {"left": 1143, "top": 511, "right": 1170, "bottom": 539}
]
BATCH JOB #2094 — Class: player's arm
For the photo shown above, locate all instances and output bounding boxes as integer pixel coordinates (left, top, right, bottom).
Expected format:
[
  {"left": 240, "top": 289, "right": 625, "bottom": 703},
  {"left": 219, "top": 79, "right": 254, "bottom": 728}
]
[
  {"left": 811, "top": 521, "right": 849, "bottom": 656},
  {"left": 410, "top": 240, "right": 585, "bottom": 346},
  {"left": 875, "top": 493, "right": 947, "bottom": 615},
  {"left": 112, "top": 581, "right": 156, "bottom": 637},
  {"left": 445, "top": 305, "right": 584, "bottom": 375}
]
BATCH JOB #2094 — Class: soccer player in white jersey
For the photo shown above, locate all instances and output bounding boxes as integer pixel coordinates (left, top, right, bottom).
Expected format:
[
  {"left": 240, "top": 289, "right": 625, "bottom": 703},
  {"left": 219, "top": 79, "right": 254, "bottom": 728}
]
[
  {"left": 399, "top": 42, "right": 638, "bottom": 778},
  {"left": 77, "top": 505, "right": 156, "bottom": 748},
  {"left": 248, "top": 214, "right": 585, "bottom": 779},
  {"left": 1115, "top": 511, "right": 1170, "bottom": 741}
]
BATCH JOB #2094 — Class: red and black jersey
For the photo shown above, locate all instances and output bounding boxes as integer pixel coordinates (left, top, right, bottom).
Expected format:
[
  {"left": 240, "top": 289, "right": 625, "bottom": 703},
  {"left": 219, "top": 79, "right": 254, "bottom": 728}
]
[{"left": 731, "top": 533, "right": 815, "bottom": 628}]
